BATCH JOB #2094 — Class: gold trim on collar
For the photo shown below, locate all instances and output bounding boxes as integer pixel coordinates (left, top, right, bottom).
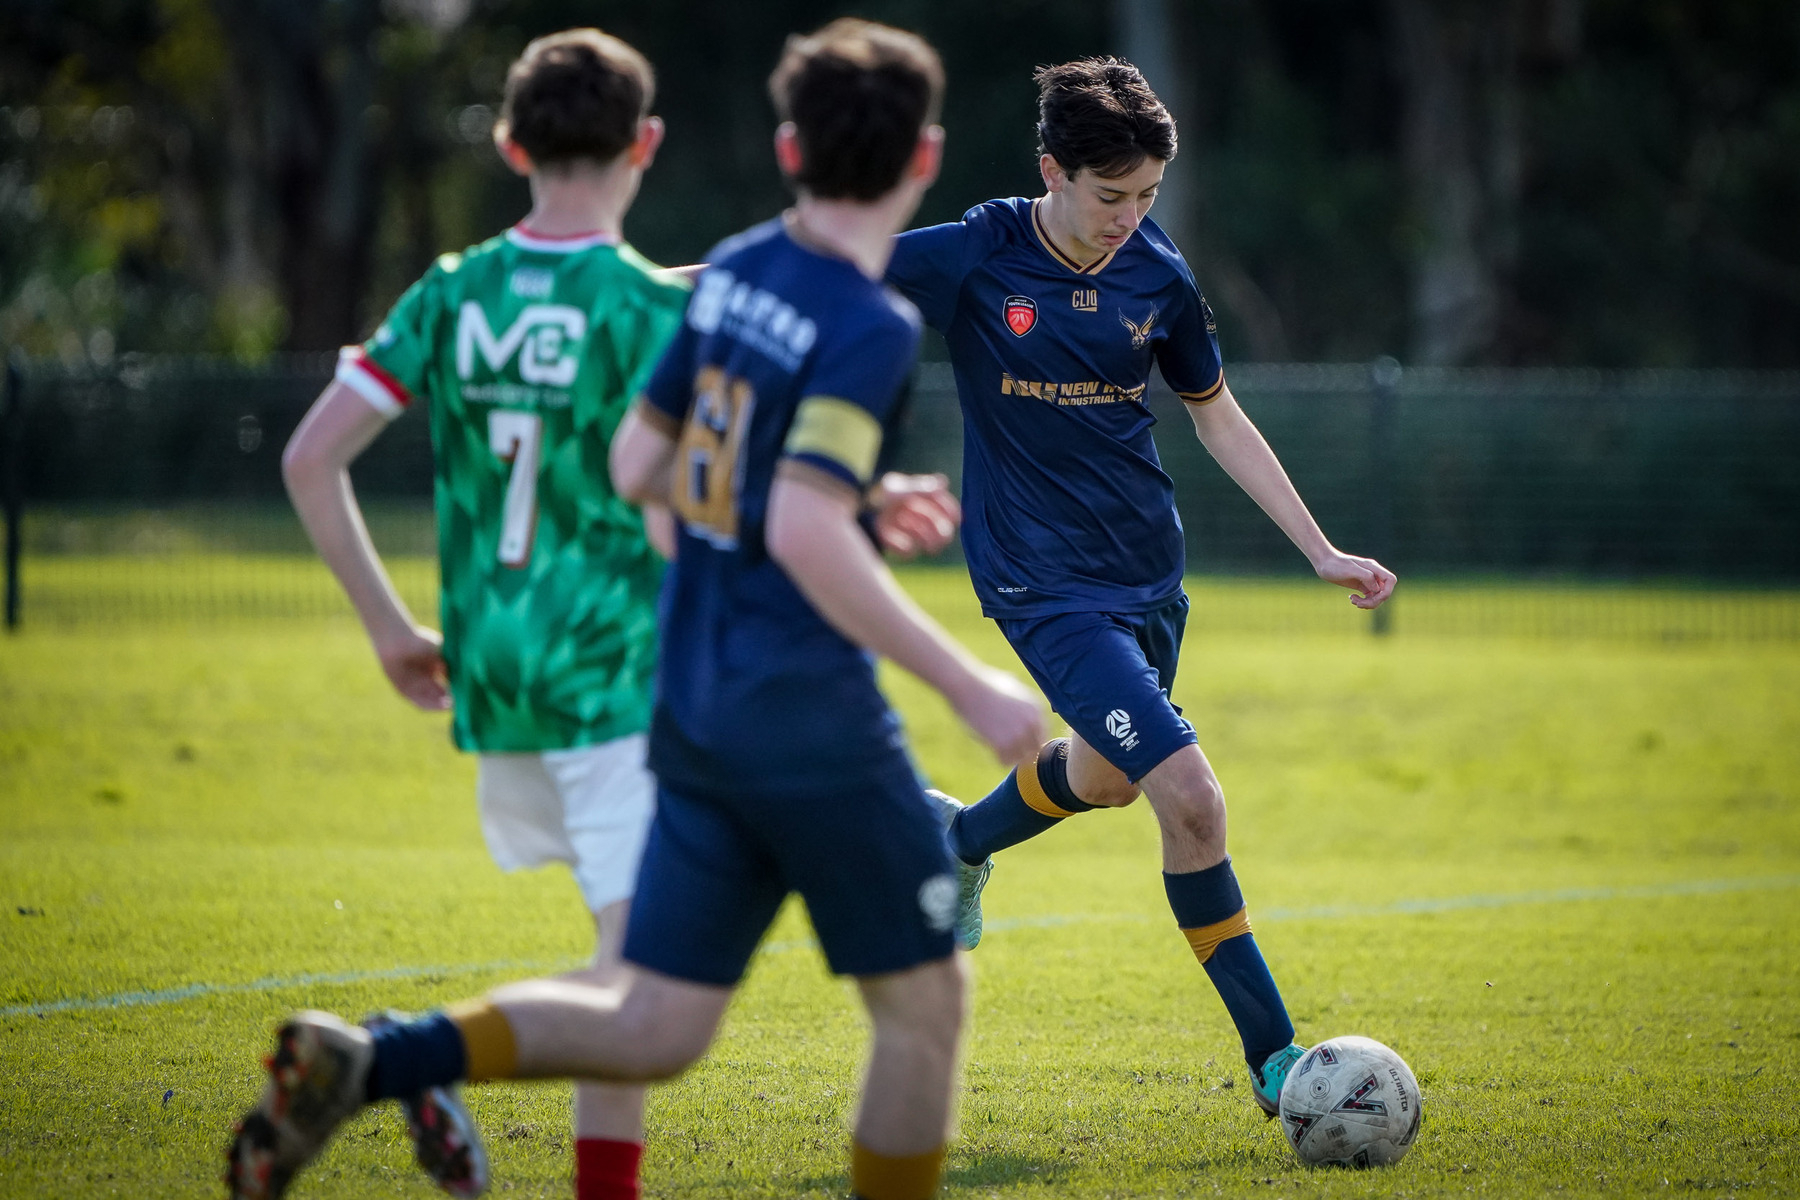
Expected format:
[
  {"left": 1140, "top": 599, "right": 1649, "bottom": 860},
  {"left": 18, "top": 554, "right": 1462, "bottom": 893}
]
[{"left": 1031, "top": 199, "right": 1119, "bottom": 277}]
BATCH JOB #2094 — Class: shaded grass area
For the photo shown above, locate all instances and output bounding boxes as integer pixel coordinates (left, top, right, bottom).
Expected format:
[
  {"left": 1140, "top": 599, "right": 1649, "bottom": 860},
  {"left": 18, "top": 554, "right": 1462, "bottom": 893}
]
[{"left": 2, "top": 569, "right": 1798, "bottom": 1196}]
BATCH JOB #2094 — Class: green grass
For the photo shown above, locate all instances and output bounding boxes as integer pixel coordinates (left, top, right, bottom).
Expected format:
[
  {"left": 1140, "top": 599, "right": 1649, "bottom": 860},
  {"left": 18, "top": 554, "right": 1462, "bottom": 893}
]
[{"left": 2, "top": 567, "right": 1798, "bottom": 1197}]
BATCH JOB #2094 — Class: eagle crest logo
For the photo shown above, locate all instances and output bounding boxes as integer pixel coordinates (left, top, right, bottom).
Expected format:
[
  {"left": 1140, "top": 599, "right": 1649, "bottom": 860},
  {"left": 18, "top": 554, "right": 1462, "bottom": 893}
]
[{"left": 1120, "top": 307, "right": 1158, "bottom": 349}]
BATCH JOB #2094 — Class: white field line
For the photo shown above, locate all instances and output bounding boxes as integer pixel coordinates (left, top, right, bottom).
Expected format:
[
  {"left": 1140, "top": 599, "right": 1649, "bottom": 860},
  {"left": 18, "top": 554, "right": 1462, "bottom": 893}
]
[{"left": 5, "top": 873, "right": 1797, "bottom": 1020}]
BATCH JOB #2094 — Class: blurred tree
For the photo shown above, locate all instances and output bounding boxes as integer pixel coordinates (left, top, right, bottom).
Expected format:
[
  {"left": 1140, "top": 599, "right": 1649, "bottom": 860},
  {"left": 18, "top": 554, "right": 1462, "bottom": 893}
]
[
  {"left": 2, "top": 0, "right": 1797, "bottom": 366},
  {"left": 2, "top": 0, "right": 435, "bottom": 356}
]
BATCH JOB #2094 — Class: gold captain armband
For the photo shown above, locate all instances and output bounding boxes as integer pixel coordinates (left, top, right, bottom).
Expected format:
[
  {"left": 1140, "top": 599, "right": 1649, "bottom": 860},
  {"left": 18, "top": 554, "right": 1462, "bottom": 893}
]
[{"left": 783, "top": 395, "right": 883, "bottom": 486}]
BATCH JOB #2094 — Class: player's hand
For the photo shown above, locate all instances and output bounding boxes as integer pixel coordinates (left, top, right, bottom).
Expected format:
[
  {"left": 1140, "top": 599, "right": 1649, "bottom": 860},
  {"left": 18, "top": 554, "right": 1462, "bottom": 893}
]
[
  {"left": 375, "top": 625, "right": 452, "bottom": 711},
  {"left": 952, "top": 665, "right": 1049, "bottom": 765},
  {"left": 870, "top": 472, "right": 960, "bottom": 558},
  {"left": 1313, "top": 550, "right": 1397, "bottom": 610}
]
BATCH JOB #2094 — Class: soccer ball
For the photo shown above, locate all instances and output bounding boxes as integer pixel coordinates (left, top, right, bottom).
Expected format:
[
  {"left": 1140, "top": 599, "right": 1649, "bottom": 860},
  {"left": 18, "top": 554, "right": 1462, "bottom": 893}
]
[{"left": 1277, "top": 1036, "right": 1422, "bottom": 1168}]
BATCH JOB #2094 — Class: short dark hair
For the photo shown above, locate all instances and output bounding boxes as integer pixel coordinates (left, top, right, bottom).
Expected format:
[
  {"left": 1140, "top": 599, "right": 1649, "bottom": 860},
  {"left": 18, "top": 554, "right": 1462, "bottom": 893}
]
[
  {"left": 497, "top": 29, "right": 654, "bottom": 168},
  {"left": 1034, "top": 57, "right": 1177, "bottom": 179},
  {"left": 768, "top": 19, "right": 945, "bottom": 202}
]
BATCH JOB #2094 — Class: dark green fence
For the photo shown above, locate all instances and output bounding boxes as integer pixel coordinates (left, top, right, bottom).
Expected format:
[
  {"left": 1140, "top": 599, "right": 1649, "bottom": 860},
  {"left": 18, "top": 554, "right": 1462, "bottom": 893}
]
[{"left": 3, "top": 354, "right": 1798, "bottom": 632}]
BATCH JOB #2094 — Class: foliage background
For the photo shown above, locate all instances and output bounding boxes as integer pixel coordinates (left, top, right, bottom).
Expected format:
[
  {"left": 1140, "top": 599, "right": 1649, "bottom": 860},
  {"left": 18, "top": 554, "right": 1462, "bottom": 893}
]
[{"left": 3, "top": 0, "right": 1799, "bottom": 369}]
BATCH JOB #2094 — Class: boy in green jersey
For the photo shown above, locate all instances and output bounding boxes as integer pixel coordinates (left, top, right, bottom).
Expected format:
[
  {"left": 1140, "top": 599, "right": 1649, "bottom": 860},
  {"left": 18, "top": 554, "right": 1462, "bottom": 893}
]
[{"left": 280, "top": 29, "right": 686, "bottom": 1200}]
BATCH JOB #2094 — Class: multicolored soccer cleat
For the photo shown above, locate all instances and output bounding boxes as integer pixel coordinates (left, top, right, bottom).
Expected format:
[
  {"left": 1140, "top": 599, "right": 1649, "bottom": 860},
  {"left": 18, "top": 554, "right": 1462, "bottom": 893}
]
[
  {"left": 226, "top": 1011, "right": 374, "bottom": 1199},
  {"left": 924, "top": 789, "right": 993, "bottom": 950},
  {"left": 1251, "top": 1042, "right": 1308, "bottom": 1119},
  {"left": 363, "top": 1012, "right": 490, "bottom": 1197}
]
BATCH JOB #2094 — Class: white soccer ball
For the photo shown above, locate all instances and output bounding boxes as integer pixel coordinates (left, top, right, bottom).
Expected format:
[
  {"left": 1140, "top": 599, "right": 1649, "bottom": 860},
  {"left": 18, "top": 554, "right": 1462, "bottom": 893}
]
[{"left": 1277, "top": 1035, "right": 1422, "bottom": 1168}]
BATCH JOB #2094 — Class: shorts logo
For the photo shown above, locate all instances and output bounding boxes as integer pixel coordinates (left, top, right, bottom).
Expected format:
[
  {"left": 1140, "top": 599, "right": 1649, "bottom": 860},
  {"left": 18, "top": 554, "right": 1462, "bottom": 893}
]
[
  {"left": 918, "top": 874, "right": 958, "bottom": 933},
  {"left": 1003, "top": 295, "right": 1037, "bottom": 337},
  {"left": 1105, "top": 708, "right": 1138, "bottom": 752}
]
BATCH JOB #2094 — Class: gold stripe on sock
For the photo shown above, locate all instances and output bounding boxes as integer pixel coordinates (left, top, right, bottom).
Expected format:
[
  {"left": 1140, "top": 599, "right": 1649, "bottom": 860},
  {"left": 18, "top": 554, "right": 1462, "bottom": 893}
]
[
  {"left": 1016, "top": 740, "right": 1078, "bottom": 818},
  {"left": 446, "top": 999, "right": 518, "bottom": 1082},
  {"left": 1181, "top": 906, "right": 1253, "bottom": 965},
  {"left": 851, "top": 1141, "right": 947, "bottom": 1200}
]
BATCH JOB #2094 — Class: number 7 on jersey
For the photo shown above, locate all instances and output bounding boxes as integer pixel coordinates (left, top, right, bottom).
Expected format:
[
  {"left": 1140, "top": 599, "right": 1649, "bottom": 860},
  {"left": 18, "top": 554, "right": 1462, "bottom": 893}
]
[{"left": 488, "top": 409, "right": 542, "bottom": 567}]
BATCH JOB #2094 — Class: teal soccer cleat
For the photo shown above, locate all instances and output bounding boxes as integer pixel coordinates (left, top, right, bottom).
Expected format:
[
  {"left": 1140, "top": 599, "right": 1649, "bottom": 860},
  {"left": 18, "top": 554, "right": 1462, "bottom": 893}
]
[
  {"left": 1252, "top": 1042, "right": 1308, "bottom": 1119},
  {"left": 924, "top": 789, "right": 993, "bottom": 950}
]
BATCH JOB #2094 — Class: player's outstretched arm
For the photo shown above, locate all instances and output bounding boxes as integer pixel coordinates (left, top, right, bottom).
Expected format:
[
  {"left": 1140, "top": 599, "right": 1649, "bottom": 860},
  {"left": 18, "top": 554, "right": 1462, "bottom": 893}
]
[
  {"left": 1186, "top": 383, "right": 1397, "bottom": 610},
  {"left": 283, "top": 381, "right": 450, "bottom": 710},
  {"left": 766, "top": 469, "right": 1046, "bottom": 763}
]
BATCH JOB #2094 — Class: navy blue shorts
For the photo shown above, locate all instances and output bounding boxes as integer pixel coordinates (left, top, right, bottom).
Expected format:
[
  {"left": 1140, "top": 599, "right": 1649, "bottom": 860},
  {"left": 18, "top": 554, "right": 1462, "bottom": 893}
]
[
  {"left": 997, "top": 593, "right": 1196, "bottom": 783},
  {"left": 621, "top": 767, "right": 959, "bottom": 986}
]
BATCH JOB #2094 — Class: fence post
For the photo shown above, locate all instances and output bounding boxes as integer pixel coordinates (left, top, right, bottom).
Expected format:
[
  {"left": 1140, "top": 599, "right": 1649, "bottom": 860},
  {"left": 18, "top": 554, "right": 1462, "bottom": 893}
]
[
  {"left": 1367, "top": 355, "right": 1401, "bottom": 637},
  {"left": 2, "top": 354, "right": 22, "bottom": 631}
]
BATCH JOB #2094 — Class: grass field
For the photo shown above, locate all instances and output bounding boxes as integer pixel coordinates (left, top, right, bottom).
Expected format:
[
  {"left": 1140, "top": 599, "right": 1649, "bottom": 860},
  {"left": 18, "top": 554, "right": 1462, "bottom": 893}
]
[{"left": 2, "top": 567, "right": 1798, "bottom": 1198}]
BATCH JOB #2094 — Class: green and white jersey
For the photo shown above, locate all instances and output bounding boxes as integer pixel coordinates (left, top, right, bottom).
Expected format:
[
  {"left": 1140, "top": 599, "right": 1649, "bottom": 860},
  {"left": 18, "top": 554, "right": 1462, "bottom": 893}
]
[{"left": 336, "top": 224, "right": 690, "bottom": 753}]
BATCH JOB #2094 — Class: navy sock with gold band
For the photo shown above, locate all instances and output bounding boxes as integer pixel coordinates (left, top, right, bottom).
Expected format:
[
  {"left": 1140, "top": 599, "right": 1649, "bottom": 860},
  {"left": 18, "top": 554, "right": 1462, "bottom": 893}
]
[
  {"left": 947, "top": 738, "right": 1095, "bottom": 865},
  {"left": 1164, "top": 856, "right": 1295, "bottom": 1072}
]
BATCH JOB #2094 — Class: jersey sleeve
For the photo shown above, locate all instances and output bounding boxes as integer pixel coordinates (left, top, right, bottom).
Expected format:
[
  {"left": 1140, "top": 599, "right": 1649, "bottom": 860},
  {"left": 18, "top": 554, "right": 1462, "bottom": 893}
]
[
  {"left": 635, "top": 310, "right": 700, "bottom": 438},
  {"left": 335, "top": 264, "right": 441, "bottom": 418},
  {"left": 1155, "top": 276, "right": 1226, "bottom": 406},
  {"left": 885, "top": 221, "right": 970, "bottom": 331},
  {"left": 780, "top": 309, "right": 921, "bottom": 497}
]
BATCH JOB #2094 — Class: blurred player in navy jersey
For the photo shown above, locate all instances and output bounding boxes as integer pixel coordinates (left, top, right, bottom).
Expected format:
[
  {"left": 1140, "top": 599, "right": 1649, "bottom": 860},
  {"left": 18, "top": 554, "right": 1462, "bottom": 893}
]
[
  {"left": 225, "top": 20, "right": 1044, "bottom": 1200},
  {"left": 884, "top": 57, "right": 1396, "bottom": 1118}
]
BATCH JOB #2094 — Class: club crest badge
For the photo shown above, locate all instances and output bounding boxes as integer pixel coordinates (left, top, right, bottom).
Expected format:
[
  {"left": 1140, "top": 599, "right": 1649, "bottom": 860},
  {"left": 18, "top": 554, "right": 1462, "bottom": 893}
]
[{"left": 1003, "top": 295, "right": 1037, "bottom": 337}]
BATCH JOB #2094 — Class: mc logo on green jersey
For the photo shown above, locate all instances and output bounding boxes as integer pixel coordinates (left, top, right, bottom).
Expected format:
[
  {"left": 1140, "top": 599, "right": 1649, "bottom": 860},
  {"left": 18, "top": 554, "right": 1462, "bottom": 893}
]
[{"left": 456, "top": 302, "right": 587, "bottom": 387}]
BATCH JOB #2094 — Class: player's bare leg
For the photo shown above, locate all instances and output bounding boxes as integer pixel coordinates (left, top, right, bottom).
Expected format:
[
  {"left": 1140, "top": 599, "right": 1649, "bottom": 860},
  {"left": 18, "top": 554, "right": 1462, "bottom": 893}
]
[
  {"left": 1135, "top": 741, "right": 1301, "bottom": 1113},
  {"left": 850, "top": 955, "right": 967, "bottom": 1198},
  {"left": 483, "top": 970, "right": 731, "bottom": 1082},
  {"left": 561, "top": 900, "right": 649, "bottom": 1198},
  {"left": 1135, "top": 742, "right": 1227, "bottom": 870}
]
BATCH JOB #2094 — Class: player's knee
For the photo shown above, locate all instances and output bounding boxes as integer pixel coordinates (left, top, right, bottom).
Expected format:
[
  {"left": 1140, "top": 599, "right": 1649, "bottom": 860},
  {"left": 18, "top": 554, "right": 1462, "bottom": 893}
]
[
  {"left": 1169, "top": 777, "right": 1226, "bottom": 841},
  {"left": 1082, "top": 777, "right": 1141, "bottom": 809},
  {"left": 866, "top": 957, "right": 966, "bottom": 1049},
  {"left": 612, "top": 1020, "right": 709, "bottom": 1080},
  {"left": 609, "top": 990, "right": 714, "bottom": 1080}
]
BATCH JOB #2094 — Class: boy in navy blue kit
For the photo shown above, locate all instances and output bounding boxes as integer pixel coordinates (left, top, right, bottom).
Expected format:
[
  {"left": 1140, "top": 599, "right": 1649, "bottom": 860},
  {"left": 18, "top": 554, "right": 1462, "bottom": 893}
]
[
  {"left": 224, "top": 21, "right": 1044, "bottom": 1200},
  {"left": 885, "top": 57, "right": 1397, "bottom": 1117}
]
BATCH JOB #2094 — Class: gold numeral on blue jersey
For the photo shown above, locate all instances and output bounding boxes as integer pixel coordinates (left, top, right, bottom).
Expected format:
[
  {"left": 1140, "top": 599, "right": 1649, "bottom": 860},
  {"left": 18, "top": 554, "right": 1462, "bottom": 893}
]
[
  {"left": 674, "top": 366, "right": 755, "bottom": 545},
  {"left": 488, "top": 409, "right": 543, "bottom": 567}
]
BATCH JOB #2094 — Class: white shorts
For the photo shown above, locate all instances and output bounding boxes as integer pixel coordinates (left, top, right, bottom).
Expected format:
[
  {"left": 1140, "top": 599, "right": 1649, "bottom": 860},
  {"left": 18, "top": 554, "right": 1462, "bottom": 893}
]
[{"left": 475, "top": 735, "right": 655, "bottom": 913}]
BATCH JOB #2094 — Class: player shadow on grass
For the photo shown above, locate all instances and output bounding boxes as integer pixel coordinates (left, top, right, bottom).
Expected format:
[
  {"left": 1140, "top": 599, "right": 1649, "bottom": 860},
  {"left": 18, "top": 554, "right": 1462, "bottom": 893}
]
[
  {"left": 941, "top": 1153, "right": 1078, "bottom": 1189},
  {"left": 939, "top": 1134, "right": 1298, "bottom": 1188}
]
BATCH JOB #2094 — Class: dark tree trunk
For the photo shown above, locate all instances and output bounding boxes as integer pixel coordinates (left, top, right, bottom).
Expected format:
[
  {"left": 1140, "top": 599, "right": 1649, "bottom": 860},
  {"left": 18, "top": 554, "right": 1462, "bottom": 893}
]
[
  {"left": 1387, "top": 0, "right": 1508, "bottom": 366},
  {"left": 212, "top": 0, "right": 384, "bottom": 351}
]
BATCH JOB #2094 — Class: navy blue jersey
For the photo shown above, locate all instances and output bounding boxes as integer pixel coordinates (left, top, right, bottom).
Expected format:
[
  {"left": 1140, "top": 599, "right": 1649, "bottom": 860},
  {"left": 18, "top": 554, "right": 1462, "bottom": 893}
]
[
  {"left": 887, "top": 197, "right": 1224, "bottom": 618},
  {"left": 639, "top": 217, "right": 923, "bottom": 794}
]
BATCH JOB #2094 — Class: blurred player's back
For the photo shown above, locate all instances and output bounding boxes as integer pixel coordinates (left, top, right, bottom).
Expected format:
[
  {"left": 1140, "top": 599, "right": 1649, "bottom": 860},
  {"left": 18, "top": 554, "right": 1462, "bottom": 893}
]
[
  {"left": 641, "top": 217, "right": 921, "bottom": 793},
  {"left": 338, "top": 231, "right": 687, "bottom": 752}
]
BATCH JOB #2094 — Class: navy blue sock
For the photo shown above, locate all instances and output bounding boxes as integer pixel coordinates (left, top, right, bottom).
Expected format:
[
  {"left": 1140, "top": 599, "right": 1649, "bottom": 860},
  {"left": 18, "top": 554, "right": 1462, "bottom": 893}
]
[
  {"left": 1204, "top": 934, "right": 1296, "bottom": 1073},
  {"left": 949, "top": 769, "right": 1052, "bottom": 864},
  {"left": 364, "top": 1011, "right": 467, "bottom": 1101},
  {"left": 1164, "top": 857, "right": 1296, "bottom": 1072},
  {"left": 949, "top": 739, "right": 1095, "bottom": 865}
]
